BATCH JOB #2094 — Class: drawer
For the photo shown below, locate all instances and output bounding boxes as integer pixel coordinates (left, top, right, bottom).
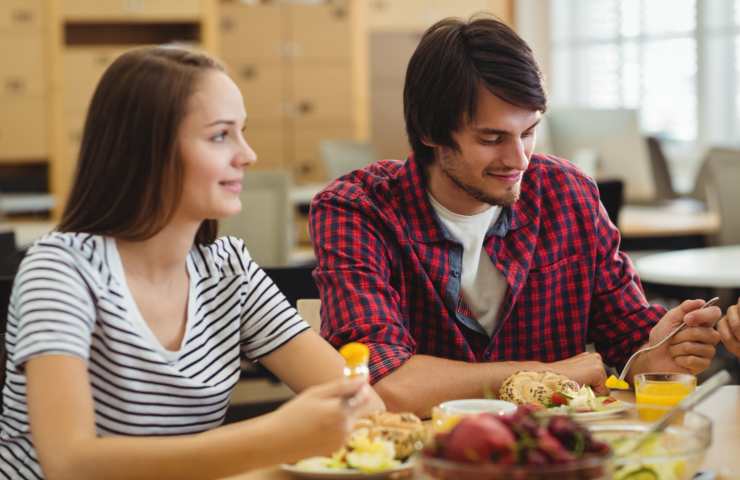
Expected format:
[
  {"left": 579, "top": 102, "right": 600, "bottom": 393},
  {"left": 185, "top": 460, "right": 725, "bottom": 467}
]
[
  {"left": 62, "top": 0, "right": 200, "bottom": 21},
  {"left": 245, "top": 121, "right": 286, "bottom": 171},
  {"left": 290, "top": 64, "right": 353, "bottom": 123},
  {"left": 220, "top": 2, "right": 284, "bottom": 62},
  {"left": 287, "top": 0, "right": 351, "bottom": 61},
  {"left": 0, "top": 95, "right": 47, "bottom": 160},
  {"left": 0, "top": 33, "right": 45, "bottom": 96},
  {"left": 0, "top": 0, "right": 43, "bottom": 33},
  {"left": 290, "top": 123, "right": 354, "bottom": 184},
  {"left": 229, "top": 62, "right": 285, "bottom": 122},
  {"left": 63, "top": 47, "right": 128, "bottom": 113}
]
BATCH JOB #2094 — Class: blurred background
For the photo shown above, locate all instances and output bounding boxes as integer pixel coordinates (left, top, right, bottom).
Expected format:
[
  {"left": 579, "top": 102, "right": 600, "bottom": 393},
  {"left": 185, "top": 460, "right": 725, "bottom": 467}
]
[{"left": 0, "top": 0, "right": 738, "bottom": 415}]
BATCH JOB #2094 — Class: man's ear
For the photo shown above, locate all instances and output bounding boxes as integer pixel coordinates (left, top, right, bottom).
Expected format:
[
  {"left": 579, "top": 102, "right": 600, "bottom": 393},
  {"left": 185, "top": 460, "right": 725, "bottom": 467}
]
[{"left": 420, "top": 137, "right": 438, "bottom": 148}]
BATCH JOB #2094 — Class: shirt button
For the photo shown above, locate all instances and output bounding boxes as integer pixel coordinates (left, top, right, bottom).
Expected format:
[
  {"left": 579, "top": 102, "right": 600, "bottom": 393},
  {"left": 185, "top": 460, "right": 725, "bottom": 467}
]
[{"left": 451, "top": 270, "right": 460, "bottom": 278}]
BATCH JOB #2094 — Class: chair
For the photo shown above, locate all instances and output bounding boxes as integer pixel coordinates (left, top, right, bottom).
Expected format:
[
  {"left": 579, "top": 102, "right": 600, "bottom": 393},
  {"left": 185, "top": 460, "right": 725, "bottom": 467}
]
[
  {"left": 645, "top": 136, "right": 679, "bottom": 201},
  {"left": 296, "top": 298, "right": 321, "bottom": 332},
  {"left": 693, "top": 148, "right": 740, "bottom": 246},
  {"left": 262, "top": 265, "right": 318, "bottom": 308},
  {"left": 319, "top": 140, "right": 377, "bottom": 181},
  {"left": 596, "top": 179, "right": 624, "bottom": 226},
  {"left": 219, "top": 171, "right": 293, "bottom": 268}
]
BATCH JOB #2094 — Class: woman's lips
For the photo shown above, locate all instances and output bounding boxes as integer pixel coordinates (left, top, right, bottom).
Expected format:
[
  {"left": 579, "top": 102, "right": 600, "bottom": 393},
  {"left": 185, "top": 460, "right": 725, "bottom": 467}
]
[{"left": 220, "top": 180, "right": 242, "bottom": 193}]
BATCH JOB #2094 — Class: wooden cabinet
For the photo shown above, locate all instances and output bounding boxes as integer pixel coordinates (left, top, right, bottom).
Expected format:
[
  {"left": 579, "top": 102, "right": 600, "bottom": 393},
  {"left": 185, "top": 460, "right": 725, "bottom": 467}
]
[
  {"left": 219, "top": 0, "right": 366, "bottom": 184},
  {"left": 61, "top": 0, "right": 201, "bottom": 21},
  {"left": 46, "top": 0, "right": 219, "bottom": 216},
  {"left": 0, "top": 0, "right": 47, "bottom": 163},
  {"left": 367, "top": 0, "right": 513, "bottom": 31}
]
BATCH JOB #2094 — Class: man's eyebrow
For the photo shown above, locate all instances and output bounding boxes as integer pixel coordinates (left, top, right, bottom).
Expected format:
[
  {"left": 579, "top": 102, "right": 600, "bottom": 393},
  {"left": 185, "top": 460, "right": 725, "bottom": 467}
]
[{"left": 475, "top": 118, "right": 542, "bottom": 135}]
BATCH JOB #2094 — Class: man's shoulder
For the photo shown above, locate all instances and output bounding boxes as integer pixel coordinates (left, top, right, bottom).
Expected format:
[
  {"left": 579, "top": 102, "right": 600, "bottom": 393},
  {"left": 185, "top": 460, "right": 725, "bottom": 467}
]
[
  {"left": 526, "top": 153, "right": 598, "bottom": 198},
  {"left": 314, "top": 159, "right": 406, "bottom": 204}
]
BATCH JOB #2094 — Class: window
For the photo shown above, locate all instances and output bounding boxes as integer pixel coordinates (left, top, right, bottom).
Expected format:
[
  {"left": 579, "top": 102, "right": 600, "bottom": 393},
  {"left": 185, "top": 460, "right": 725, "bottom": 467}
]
[{"left": 550, "top": 0, "right": 740, "bottom": 148}]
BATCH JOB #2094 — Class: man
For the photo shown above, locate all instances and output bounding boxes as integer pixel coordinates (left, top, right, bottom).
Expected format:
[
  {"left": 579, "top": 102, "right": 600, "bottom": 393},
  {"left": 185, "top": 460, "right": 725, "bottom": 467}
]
[{"left": 309, "top": 16, "right": 721, "bottom": 416}]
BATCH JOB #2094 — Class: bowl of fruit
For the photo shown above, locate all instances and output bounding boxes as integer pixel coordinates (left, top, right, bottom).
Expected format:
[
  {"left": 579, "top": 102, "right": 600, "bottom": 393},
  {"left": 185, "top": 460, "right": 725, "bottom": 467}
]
[{"left": 418, "top": 405, "right": 613, "bottom": 479}]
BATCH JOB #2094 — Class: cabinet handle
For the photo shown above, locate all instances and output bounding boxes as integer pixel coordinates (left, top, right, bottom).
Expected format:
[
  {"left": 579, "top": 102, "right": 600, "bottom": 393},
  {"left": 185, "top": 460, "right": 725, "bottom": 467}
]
[
  {"left": 297, "top": 101, "right": 314, "bottom": 115},
  {"left": 333, "top": 7, "right": 347, "bottom": 19},
  {"left": 95, "top": 55, "right": 111, "bottom": 66},
  {"left": 11, "top": 9, "right": 33, "bottom": 24},
  {"left": 5, "top": 78, "right": 25, "bottom": 93},
  {"left": 298, "top": 163, "right": 313, "bottom": 175},
  {"left": 220, "top": 17, "right": 234, "bottom": 33},
  {"left": 241, "top": 65, "right": 258, "bottom": 80}
]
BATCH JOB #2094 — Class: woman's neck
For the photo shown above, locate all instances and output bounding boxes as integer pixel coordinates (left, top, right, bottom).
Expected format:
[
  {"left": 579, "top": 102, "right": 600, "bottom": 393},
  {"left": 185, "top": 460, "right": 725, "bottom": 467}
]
[{"left": 115, "top": 221, "right": 200, "bottom": 283}]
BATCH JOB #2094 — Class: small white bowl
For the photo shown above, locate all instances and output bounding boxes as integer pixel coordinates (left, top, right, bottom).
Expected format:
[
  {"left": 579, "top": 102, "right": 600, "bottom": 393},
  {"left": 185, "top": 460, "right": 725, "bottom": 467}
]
[{"left": 438, "top": 398, "right": 517, "bottom": 416}]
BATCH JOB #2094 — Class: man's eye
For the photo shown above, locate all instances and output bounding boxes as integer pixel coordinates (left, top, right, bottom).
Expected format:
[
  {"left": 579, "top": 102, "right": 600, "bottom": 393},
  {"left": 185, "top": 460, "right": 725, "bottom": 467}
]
[{"left": 481, "top": 137, "right": 502, "bottom": 145}]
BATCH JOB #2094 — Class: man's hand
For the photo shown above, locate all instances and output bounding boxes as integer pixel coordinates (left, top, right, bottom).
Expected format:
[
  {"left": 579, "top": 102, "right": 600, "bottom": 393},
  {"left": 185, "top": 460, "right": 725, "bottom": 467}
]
[
  {"left": 717, "top": 298, "right": 740, "bottom": 357},
  {"left": 550, "top": 352, "right": 608, "bottom": 395},
  {"left": 641, "top": 299, "right": 721, "bottom": 374}
]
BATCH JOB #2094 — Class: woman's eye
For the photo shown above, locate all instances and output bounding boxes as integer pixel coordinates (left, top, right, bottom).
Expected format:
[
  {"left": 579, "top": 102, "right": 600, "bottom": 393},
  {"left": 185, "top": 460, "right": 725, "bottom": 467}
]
[{"left": 211, "top": 131, "right": 227, "bottom": 142}]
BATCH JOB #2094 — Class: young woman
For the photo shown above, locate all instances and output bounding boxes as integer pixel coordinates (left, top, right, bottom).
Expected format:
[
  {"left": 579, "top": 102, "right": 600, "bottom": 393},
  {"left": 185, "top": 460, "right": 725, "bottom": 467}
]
[{"left": 0, "top": 46, "right": 383, "bottom": 480}]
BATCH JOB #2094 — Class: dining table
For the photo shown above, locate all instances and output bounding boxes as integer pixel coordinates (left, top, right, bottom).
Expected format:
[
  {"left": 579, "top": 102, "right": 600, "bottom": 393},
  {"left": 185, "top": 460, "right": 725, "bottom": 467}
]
[{"left": 225, "top": 385, "right": 740, "bottom": 480}]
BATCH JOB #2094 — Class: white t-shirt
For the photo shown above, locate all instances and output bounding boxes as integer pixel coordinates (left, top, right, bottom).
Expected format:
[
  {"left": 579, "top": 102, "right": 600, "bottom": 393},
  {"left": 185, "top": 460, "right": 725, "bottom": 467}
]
[
  {"left": 428, "top": 195, "right": 507, "bottom": 336},
  {"left": 0, "top": 232, "right": 308, "bottom": 479}
]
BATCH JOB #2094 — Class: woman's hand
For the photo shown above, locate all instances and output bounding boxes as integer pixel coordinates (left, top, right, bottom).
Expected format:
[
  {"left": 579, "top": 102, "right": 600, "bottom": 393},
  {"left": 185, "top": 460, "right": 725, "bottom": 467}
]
[{"left": 273, "top": 377, "right": 372, "bottom": 462}]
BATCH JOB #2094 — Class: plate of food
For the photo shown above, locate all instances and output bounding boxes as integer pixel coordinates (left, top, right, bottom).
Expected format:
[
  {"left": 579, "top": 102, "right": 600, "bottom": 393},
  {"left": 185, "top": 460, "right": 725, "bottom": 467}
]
[
  {"left": 498, "top": 371, "right": 632, "bottom": 420},
  {"left": 282, "top": 412, "right": 425, "bottom": 479}
]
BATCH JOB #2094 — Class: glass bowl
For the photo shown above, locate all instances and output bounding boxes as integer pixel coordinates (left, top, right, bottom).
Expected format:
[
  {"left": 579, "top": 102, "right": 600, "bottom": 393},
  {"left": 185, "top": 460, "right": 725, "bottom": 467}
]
[
  {"left": 589, "top": 411, "right": 711, "bottom": 480},
  {"left": 417, "top": 452, "right": 612, "bottom": 480}
]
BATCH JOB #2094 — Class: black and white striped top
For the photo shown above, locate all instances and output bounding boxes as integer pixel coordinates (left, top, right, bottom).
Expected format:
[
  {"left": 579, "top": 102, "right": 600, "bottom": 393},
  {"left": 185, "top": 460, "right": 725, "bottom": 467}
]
[{"left": 0, "top": 232, "right": 309, "bottom": 479}]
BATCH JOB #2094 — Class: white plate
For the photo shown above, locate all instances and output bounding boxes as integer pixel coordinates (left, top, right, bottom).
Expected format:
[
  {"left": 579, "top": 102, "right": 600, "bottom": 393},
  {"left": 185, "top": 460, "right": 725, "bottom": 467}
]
[
  {"left": 281, "top": 458, "right": 415, "bottom": 479},
  {"left": 540, "top": 400, "right": 634, "bottom": 421}
]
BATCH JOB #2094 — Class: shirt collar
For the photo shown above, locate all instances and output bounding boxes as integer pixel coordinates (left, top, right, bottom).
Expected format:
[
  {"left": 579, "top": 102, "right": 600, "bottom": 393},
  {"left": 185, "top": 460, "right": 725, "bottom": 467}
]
[{"left": 398, "top": 153, "right": 534, "bottom": 243}]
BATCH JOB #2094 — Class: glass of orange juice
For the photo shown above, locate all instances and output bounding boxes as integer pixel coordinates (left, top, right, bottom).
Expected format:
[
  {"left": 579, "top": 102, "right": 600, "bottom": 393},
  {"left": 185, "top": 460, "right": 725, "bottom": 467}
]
[{"left": 634, "top": 372, "right": 696, "bottom": 421}]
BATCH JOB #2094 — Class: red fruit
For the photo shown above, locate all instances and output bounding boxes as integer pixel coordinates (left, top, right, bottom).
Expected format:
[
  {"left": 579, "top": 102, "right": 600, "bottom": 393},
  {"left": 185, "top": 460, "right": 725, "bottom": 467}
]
[
  {"left": 442, "top": 414, "right": 517, "bottom": 464},
  {"left": 536, "top": 427, "right": 576, "bottom": 463},
  {"left": 550, "top": 392, "right": 570, "bottom": 406}
]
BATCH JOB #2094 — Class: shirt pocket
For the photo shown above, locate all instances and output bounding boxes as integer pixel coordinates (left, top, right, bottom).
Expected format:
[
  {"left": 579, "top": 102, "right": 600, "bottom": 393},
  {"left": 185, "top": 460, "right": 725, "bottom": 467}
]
[{"left": 517, "top": 254, "right": 587, "bottom": 358}]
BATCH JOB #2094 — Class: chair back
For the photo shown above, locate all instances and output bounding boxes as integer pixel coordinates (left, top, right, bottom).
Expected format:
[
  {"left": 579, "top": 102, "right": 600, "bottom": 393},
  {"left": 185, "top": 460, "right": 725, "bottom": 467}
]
[
  {"left": 696, "top": 148, "right": 740, "bottom": 245},
  {"left": 320, "top": 140, "right": 377, "bottom": 181},
  {"left": 646, "top": 136, "right": 678, "bottom": 200},
  {"left": 596, "top": 179, "right": 624, "bottom": 226},
  {"left": 219, "top": 171, "right": 293, "bottom": 267},
  {"left": 296, "top": 298, "right": 321, "bottom": 332}
]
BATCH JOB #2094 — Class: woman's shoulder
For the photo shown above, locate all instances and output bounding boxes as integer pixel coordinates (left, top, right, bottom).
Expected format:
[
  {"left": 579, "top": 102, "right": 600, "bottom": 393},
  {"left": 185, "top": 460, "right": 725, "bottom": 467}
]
[
  {"left": 189, "top": 235, "right": 256, "bottom": 278},
  {"left": 22, "top": 231, "right": 107, "bottom": 270}
]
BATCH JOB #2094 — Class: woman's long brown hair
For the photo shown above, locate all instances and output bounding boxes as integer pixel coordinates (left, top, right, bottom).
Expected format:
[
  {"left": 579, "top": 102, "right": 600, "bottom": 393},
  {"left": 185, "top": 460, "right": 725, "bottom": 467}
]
[{"left": 58, "top": 46, "right": 223, "bottom": 244}]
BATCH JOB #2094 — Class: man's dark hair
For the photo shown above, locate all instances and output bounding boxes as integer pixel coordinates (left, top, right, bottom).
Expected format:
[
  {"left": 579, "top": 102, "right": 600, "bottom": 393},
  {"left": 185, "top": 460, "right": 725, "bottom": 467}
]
[{"left": 404, "top": 15, "right": 547, "bottom": 165}]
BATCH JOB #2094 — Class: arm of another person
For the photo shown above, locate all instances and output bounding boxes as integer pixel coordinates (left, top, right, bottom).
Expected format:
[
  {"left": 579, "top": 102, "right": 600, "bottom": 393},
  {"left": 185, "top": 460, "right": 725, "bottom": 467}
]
[
  {"left": 310, "top": 189, "right": 607, "bottom": 418},
  {"left": 717, "top": 298, "right": 740, "bottom": 357},
  {"left": 586, "top": 183, "right": 720, "bottom": 380}
]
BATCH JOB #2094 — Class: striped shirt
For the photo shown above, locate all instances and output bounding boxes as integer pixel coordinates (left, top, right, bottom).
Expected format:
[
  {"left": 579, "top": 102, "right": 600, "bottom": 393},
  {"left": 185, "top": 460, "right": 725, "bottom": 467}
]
[{"left": 0, "top": 233, "right": 309, "bottom": 479}]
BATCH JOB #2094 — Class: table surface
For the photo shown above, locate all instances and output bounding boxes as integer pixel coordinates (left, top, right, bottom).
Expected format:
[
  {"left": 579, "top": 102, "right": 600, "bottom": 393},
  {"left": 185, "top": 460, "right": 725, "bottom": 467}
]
[
  {"left": 619, "top": 200, "right": 720, "bottom": 239},
  {"left": 227, "top": 386, "right": 740, "bottom": 480},
  {"left": 635, "top": 245, "right": 740, "bottom": 288}
]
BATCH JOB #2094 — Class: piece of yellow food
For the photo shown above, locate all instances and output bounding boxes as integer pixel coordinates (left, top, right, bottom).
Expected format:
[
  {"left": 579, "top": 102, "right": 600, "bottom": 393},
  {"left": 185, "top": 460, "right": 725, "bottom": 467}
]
[
  {"left": 606, "top": 375, "right": 630, "bottom": 390},
  {"left": 340, "top": 342, "right": 370, "bottom": 367}
]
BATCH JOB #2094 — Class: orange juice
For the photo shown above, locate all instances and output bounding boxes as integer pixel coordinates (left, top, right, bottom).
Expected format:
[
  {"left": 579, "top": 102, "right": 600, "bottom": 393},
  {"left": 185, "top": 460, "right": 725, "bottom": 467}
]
[{"left": 636, "top": 380, "right": 695, "bottom": 421}]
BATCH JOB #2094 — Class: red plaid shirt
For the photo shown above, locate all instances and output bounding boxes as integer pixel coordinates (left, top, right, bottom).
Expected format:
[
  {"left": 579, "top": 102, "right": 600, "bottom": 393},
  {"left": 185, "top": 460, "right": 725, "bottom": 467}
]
[{"left": 309, "top": 154, "right": 665, "bottom": 383}]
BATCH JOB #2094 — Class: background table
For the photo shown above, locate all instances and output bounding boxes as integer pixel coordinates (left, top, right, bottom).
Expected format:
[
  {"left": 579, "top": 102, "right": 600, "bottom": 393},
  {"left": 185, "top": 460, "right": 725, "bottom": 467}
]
[{"left": 634, "top": 245, "right": 740, "bottom": 289}]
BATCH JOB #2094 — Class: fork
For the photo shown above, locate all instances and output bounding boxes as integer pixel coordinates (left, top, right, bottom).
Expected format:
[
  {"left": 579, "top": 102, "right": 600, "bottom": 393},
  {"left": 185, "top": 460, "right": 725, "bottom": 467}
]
[{"left": 616, "top": 296, "right": 721, "bottom": 382}]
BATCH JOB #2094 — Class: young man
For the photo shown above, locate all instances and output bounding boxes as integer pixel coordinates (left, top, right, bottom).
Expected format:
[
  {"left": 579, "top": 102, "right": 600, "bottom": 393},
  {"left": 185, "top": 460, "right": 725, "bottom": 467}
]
[{"left": 309, "top": 16, "right": 721, "bottom": 416}]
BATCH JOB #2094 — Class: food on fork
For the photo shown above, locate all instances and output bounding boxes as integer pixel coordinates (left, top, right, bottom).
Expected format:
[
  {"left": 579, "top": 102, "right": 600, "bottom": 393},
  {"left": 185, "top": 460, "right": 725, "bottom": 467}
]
[{"left": 606, "top": 375, "right": 630, "bottom": 390}]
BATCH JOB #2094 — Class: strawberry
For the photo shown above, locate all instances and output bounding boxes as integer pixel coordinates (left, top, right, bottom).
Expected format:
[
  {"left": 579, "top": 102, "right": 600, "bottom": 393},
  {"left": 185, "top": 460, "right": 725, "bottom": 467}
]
[{"left": 550, "top": 392, "right": 570, "bottom": 406}]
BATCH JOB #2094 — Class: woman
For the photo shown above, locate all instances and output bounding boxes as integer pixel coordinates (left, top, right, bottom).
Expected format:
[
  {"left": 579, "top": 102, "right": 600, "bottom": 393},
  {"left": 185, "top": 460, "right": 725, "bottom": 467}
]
[{"left": 0, "top": 46, "right": 383, "bottom": 480}]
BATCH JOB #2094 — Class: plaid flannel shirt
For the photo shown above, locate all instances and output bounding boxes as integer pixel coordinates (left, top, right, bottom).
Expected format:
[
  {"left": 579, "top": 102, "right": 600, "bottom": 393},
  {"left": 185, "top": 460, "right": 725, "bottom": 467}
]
[{"left": 309, "top": 153, "right": 666, "bottom": 383}]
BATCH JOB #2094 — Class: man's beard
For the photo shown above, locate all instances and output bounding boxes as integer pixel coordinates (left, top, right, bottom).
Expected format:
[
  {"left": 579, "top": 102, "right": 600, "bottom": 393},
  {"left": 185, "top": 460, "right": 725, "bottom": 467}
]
[{"left": 441, "top": 162, "right": 520, "bottom": 207}]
